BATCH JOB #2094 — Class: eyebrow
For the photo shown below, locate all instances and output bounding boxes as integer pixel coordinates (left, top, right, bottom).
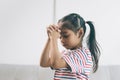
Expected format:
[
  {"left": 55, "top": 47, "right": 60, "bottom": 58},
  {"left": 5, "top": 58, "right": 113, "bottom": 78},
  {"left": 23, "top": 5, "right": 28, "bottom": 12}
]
[
  {"left": 60, "top": 31, "right": 69, "bottom": 35},
  {"left": 61, "top": 32, "right": 67, "bottom": 34}
]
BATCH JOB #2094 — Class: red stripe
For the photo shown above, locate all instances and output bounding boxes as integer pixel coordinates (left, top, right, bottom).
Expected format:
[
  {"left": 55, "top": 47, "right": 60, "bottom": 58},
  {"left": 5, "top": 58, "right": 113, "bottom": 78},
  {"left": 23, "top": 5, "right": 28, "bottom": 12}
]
[
  {"left": 63, "top": 55, "right": 76, "bottom": 72},
  {"left": 54, "top": 78, "right": 60, "bottom": 80},
  {"left": 61, "top": 48, "right": 92, "bottom": 76},
  {"left": 55, "top": 72, "right": 76, "bottom": 77},
  {"left": 77, "top": 50, "right": 86, "bottom": 66}
]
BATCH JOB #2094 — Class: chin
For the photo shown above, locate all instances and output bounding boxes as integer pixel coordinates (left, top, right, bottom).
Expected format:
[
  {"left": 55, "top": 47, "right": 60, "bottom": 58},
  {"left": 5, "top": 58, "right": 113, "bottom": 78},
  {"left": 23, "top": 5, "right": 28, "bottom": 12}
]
[
  {"left": 64, "top": 46, "right": 72, "bottom": 50},
  {"left": 63, "top": 45, "right": 73, "bottom": 50},
  {"left": 63, "top": 45, "right": 68, "bottom": 49}
]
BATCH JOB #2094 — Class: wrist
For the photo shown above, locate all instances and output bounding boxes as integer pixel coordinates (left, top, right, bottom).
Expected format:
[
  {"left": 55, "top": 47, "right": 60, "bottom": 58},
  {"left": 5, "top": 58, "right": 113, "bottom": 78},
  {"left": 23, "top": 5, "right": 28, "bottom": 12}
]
[{"left": 49, "top": 37, "right": 58, "bottom": 41}]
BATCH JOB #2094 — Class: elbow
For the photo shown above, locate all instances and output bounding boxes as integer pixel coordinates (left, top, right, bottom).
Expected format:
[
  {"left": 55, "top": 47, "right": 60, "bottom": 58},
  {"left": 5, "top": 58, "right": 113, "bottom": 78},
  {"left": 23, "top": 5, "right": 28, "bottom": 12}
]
[
  {"left": 40, "top": 63, "right": 47, "bottom": 67},
  {"left": 50, "top": 61, "right": 60, "bottom": 69},
  {"left": 40, "top": 61, "right": 46, "bottom": 67},
  {"left": 40, "top": 60, "right": 51, "bottom": 67},
  {"left": 40, "top": 62, "right": 44, "bottom": 67},
  {"left": 40, "top": 59, "right": 44, "bottom": 67},
  {"left": 39, "top": 58, "right": 47, "bottom": 67},
  {"left": 40, "top": 64, "right": 46, "bottom": 67},
  {"left": 40, "top": 59, "right": 43, "bottom": 67}
]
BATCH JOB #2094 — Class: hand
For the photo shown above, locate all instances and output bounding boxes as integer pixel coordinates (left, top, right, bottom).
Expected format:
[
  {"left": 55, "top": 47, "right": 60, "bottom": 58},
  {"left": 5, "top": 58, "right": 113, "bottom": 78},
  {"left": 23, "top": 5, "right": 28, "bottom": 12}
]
[{"left": 47, "top": 24, "right": 60, "bottom": 40}]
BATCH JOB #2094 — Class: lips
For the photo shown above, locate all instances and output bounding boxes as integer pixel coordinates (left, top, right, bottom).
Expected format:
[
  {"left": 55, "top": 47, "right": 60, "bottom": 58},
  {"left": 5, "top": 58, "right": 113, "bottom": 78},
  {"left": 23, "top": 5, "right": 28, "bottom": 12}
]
[
  {"left": 62, "top": 43, "right": 65, "bottom": 46},
  {"left": 61, "top": 42, "right": 68, "bottom": 47},
  {"left": 63, "top": 44, "right": 68, "bottom": 47}
]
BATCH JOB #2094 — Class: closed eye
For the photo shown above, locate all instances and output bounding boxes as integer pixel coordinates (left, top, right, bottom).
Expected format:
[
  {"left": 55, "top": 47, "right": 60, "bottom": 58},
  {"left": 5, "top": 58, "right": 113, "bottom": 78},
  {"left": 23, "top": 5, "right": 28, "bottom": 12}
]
[
  {"left": 60, "top": 35, "right": 69, "bottom": 39},
  {"left": 63, "top": 35, "right": 69, "bottom": 38}
]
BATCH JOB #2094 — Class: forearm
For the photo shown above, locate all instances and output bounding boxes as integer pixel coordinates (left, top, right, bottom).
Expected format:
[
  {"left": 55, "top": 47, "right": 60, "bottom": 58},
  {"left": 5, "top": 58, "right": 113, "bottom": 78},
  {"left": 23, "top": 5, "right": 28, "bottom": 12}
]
[
  {"left": 50, "top": 39, "right": 62, "bottom": 67},
  {"left": 40, "top": 38, "right": 51, "bottom": 67},
  {"left": 42, "top": 25, "right": 67, "bottom": 68}
]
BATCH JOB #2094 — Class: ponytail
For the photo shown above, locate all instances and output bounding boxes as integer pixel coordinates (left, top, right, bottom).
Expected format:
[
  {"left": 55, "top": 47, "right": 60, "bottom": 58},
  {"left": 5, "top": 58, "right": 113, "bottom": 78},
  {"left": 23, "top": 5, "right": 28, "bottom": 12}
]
[{"left": 86, "top": 21, "right": 101, "bottom": 73}]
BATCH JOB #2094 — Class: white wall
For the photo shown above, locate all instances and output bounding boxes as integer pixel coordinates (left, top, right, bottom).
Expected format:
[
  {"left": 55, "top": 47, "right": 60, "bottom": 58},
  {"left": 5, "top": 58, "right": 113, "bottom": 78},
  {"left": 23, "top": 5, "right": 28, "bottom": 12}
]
[
  {"left": 0, "top": 0, "right": 54, "bottom": 65},
  {"left": 0, "top": 0, "right": 120, "bottom": 66}
]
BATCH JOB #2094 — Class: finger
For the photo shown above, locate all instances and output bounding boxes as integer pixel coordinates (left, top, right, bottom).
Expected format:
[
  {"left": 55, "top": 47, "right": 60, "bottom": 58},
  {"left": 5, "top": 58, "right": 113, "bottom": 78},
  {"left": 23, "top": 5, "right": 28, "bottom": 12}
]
[
  {"left": 57, "top": 29, "right": 61, "bottom": 33},
  {"left": 49, "top": 25, "right": 56, "bottom": 31},
  {"left": 52, "top": 24, "right": 59, "bottom": 31},
  {"left": 47, "top": 25, "right": 54, "bottom": 32},
  {"left": 54, "top": 25, "right": 61, "bottom": 33},
  {"left": 55, "top": 26, "right": 59, "bottom": 29},
  {"left": 51, "top": 24, "right": 58, "bottom": 31},
  {"left": 47, "top": 26, "right": 52, "bottom": 33}
]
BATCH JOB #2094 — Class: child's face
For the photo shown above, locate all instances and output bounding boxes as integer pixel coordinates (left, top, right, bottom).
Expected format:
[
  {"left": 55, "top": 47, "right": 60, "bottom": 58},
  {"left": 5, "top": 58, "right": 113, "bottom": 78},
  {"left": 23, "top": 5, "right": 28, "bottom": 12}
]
[
  {"left": 58, "top": 21, "right": 82, "bottom": 50},
  {"left": 59, "top": 28, "right": 81, "bottom": 50}
]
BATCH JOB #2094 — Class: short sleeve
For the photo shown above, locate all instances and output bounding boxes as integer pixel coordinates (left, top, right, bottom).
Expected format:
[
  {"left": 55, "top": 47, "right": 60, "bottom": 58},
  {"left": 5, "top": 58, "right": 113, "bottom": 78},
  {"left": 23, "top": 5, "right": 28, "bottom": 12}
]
[
  {"left": 62, "top": 50, "right": 82, "bottom": 73},
  {"left": 62, "top": 48, "right": 93, "bottom": 74}
]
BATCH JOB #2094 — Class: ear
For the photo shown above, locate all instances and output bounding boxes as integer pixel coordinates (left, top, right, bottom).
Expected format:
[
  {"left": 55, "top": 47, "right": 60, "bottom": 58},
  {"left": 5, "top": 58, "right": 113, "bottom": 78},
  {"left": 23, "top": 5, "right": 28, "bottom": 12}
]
[{"left": 77, "top": 28, "right": 84, "bottom": 38}]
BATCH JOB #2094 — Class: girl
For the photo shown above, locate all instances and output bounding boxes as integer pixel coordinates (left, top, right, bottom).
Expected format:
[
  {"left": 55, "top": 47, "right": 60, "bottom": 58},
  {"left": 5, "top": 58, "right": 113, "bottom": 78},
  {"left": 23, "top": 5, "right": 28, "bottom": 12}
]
[{"left": 40, "top": 13, "right": 101, "bottom": 80}]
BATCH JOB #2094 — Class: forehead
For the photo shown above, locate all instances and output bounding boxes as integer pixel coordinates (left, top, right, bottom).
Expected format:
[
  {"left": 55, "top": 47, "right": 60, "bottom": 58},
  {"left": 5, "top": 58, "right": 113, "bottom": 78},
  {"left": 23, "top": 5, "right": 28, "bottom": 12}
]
[
  {"left": 58, "top": 21, "right": 73, "bottom": 30},
  {"left": 60, "top": 28, "right": 74, "bottom": 35},
  {"left": 58, "top": 21, "right": 64, "bottom": 29}
]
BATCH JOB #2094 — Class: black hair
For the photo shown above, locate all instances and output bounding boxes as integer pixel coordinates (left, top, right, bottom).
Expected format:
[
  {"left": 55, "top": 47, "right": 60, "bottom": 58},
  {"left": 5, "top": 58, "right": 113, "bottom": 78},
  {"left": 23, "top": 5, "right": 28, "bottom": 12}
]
[{"left": 58, "top": 13, "right": 101, "bottom": 73}]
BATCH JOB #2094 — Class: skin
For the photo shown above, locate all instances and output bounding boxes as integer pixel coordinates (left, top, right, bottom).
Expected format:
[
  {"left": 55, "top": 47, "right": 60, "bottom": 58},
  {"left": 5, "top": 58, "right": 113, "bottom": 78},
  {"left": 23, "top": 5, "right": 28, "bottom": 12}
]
[
  {"left": 40, "top": 22, "right": 84, "bottom": 69},
  {"left": 60, "top": 28, "right": 82, "bottom": 50}
]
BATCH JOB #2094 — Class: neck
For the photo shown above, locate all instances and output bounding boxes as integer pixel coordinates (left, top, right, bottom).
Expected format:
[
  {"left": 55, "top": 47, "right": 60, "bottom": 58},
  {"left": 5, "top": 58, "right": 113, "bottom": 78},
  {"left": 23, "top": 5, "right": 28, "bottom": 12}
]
[{"left": 70, "top": 42, "right": 82, "bottom": 50}]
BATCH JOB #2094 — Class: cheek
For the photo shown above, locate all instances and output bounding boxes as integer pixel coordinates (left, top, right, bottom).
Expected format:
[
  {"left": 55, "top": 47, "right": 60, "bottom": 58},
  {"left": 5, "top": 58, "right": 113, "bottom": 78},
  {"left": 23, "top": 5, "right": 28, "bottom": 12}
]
[
  {"left": 67, "top": 37, "right": 76, "bottom": 44},
  {"left": 69, "top": 36, "right": 79, "bottom": 44}
]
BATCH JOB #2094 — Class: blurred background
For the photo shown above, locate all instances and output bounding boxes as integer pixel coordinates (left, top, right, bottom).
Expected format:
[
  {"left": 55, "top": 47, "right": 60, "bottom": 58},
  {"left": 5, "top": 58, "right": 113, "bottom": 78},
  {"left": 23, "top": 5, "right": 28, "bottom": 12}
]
[{"left": 0, "top": 0, "right": 120, "bottom": 66}]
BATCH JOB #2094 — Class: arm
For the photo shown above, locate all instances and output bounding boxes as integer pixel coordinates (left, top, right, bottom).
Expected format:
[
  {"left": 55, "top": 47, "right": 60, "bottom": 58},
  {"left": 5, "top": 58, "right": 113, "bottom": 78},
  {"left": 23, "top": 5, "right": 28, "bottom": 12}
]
[
  {"left": 40, "top": 38, "right": 51, "bottom": 67},
  {"left": 40, "top": 25, "right": 67, "bottom": 68},
  {"left": 40, "top": 25, "right": 54, "bottom": 67},
  {"left": 50, "top": 38, "right": 67, "bottom": 69},
  {"left": 48, "top": 25, "right": 67, "bottom": 69}
]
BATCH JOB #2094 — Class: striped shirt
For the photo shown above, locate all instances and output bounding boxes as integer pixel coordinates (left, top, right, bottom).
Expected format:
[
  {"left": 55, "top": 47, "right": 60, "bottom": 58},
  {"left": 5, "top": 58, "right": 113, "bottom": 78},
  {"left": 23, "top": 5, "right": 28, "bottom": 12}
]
[{"left": 53, "top": 47, "right": 93, "bottom": 80}]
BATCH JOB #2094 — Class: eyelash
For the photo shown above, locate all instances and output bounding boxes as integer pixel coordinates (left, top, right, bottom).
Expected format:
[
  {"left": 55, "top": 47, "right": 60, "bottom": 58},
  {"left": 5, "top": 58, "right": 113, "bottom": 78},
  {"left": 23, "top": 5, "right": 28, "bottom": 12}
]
[
  {"left": 63, "top": 35, "right": 68, "bottom": 38},
  {"left": 60, "top": 35, "right": 69, "bottom": 38}
]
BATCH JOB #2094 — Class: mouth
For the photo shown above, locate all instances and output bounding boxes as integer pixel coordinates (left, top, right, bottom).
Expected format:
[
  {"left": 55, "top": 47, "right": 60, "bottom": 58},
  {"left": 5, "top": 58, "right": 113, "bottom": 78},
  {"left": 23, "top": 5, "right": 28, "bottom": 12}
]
[
  {"left": 61, "top": 42, "right": 68, "bottom": 48},
  {"left": 62, "top": 43, "right": 66, "bottom": 46},
  {"left": 62, "top": 44, "right": 68, "bottom": 48}
]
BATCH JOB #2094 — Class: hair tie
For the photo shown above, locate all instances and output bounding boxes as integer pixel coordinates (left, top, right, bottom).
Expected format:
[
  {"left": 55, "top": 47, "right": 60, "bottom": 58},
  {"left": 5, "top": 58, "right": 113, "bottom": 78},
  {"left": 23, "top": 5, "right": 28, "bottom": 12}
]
[{"left": 77, "top": 18, "right": 81, "bottom": 28}]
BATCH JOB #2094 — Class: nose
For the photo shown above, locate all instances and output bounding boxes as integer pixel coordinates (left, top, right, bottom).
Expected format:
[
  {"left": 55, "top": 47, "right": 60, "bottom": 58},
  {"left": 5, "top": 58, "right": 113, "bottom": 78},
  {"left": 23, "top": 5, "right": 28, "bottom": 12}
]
[{"left": 60, "top": 37, "right": 65, "bottom": 43}]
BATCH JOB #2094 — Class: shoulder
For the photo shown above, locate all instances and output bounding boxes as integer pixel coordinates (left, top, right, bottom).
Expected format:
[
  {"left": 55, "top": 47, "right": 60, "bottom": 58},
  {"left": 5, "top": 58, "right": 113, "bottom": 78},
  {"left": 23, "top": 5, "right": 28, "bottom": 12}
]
[{"left": 61, "top": 47, "right": 91, "bottom": 56}]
